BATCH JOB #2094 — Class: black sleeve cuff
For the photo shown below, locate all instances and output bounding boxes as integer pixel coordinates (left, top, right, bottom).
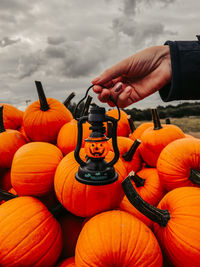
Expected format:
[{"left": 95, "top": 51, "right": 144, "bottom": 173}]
[{"left": 159, "top": 36, "right": 200, "bottom": 102}]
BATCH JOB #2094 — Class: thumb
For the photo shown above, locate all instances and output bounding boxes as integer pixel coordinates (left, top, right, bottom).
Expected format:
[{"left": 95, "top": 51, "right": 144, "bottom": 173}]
[{"left": 92, "top": 56, "right": 131, "bottom": 85}]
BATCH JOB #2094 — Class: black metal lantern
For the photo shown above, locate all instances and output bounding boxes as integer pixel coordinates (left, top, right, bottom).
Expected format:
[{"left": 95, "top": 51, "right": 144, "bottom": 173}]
[{"left": 74, "top": 87, "right": 120, "bottom": 185}]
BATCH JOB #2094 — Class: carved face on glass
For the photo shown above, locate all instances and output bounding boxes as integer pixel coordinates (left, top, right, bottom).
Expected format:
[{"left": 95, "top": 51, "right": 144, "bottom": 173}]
[{"left": 85, "top": 140, "right": 110, "bottom": 158}]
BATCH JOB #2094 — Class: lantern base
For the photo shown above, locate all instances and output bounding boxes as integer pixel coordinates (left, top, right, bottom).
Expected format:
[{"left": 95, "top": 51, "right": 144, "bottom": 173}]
[{"left": 75, "top": 166, "right": 118, "bottom": 185}]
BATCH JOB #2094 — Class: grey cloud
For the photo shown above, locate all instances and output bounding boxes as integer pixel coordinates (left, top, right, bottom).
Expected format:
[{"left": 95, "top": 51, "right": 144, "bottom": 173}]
[
  {"left": 47, "top": 36, "right": 66, "bottom": 45},
  {"left": 0, "top": 37, "right": 20, "bottom": 48},
  {"left": 45, "top": 46, "right": 66, "bottom": 58},
  {"left": 17, "top": 51, "right": 47, "bottom": 79}
]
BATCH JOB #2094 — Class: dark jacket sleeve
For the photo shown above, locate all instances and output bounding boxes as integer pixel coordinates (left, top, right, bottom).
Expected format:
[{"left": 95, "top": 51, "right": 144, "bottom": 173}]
[{"left": 159, "top": 35, "right": 200, "bottom": 102}]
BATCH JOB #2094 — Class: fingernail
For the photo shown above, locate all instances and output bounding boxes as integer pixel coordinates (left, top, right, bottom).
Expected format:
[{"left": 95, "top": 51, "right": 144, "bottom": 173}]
[
  {"left": 114, "top": 83, "right": 122, "bottom": 92},
  {"left": 125, "top": 88, "right": 132, "bottom": 94},
  {"left": 92, "top": 77, "right": 100, "bottom": 84}
]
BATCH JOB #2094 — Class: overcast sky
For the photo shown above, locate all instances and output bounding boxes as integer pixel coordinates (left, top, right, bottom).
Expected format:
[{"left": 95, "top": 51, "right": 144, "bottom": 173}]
[{"left": 0, "top": 0, "right": 200, "bottom": 110}]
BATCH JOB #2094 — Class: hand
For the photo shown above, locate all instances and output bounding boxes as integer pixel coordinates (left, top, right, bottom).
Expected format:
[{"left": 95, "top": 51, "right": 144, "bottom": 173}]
[{"left": 91, "top": 45, "right": 172, "bottom": 108}]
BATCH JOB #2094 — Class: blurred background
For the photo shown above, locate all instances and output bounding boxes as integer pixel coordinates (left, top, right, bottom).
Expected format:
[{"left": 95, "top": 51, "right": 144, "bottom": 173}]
[{"left": 0, "top": 0, "right": 200, "bottom": 110}]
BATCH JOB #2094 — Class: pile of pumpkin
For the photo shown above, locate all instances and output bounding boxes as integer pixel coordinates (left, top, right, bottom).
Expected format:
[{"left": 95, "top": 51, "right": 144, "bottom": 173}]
[{"left": 0, "top": 81, "right": 200, "bottom": 267}]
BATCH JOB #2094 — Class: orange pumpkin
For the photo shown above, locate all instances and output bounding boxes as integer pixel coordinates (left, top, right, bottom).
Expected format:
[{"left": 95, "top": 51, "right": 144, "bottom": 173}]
[
  {"left": 157, "top": 137, "right": 200, "bottom": 191},
  {"left": 0, "top": 106, "right": 27, "bottom": 169},
  {"left": 75, "top": 210, "right": 163, "bottom": 266},
  {"left": 23, "top": 81, "right": 73, "bottom": 143},
  {"left": 0, "top": 196, "right": 63, "bottom": 267},
  {"left": 85, "top": 138, "right": 110, "bottom": 158},
  {"left": 123, "top": 177, "right": 200, "bottom": 267},
  {"left": 11, "top": 142, "right": 63, "bottom": 196},
  {"left": 129, "top": 122, "right": 153, "bottom": 141},
  {"left": 108, "top": 137, "right": 142, "bottom": 173},
  {"left": 57, "top": 119, "right": 91, "bottom": 156},
  {"left": 106, "top": 109, "right": 131, "bottom": 137},
  {"left": 0, "top": 103, "right": 23, "bottom": 129},
  {"left": 139, "top": 109, "right": 185, "bottom": 167},
  {"left": 54, "top": 149, "right": 127, "bottom": 217}
]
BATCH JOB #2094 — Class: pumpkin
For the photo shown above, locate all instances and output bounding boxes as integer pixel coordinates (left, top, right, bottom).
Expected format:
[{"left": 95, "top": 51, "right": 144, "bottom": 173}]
[
  {"left": 85, "top": 138, "right": 110, "bottom": 158},
  {"left": 129, "top": 122, "right": 153, "bottom": 141},
  {"left": 0, "top": 196, "right": 63, "bottom": 267},
  {"left": 0, "top": 106, "right": 27, "bottom": 169},
  {"left": 57, "top": 257, "right": 76, "bottom": 267},
  {"left": 23, "top": 81, "right": 73, "bottom": 143},
  {"left": 75, "top": 210, "right": 163, "bottom": 266},
  {"left": 54, "top": 149, "right": 127, "bottom": 217},
  {"left": 108, "top": 137, "right": 142, "bottom": 174},
  {"left": 120, "top": 169, "right": 165, "bottom": 227},
  {"left": 0, "top": 103, "right": 23, "bottom": 129},
  {"left": 106, "top": 109, "right": 131, "bottom": 137},
  {"left": 18, "top": 124, "right": 31, "bottom": 142},
  {"left": 123, "top": 177, "right": 200, "bottom": 267},
  {"left": 157, "top": 137, "right": 200, "bottom": 191},
  {"left": 59, "top": 212, "right": 84, "bottom": 258},
  {"left": 11, "top": 142, "right": 63, "bottom": 196},
  {"left": 139, "top": 109, "right": 185, "bottom": 167},
  {"left": 57, "top": 119, "right": 91, "bottom": 156}
]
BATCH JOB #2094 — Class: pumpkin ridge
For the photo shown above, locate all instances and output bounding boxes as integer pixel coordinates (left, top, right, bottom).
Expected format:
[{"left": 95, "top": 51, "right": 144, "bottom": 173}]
[
  {"left": 6, "top": 215, "right": 58, "bottom": 267},
  {"left": 166, "top": 222, "right": 200, "bottom": 253},
  {"left": 84, "top": 223, "right": 105, "bottom": 266},
  {"left": 129, "top": 220, "right": 143, "bottom": 266},
  {"left": 0, "top": 201, "right": 35, "bottom": 228},
  {"left": 32, "top": 223, "right": 61, "bottom": 267},
  {"left": 60, "top": 163, "right": 78, "bottom": 206},
  {"left": 1, "top": 210, "right": 52, "bottom": 262}
]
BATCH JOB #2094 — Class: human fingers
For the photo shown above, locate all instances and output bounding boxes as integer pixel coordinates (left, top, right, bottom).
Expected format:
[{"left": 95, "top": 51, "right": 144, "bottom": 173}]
[
  {"left": 97, "top": 88, "right": 111, "bottom": 103},
  {"left": 92, "top": 57, "right": 131, "bottom": 85},
  {"left": 116, "top": 86, "right": 134, "bottom": 108}
]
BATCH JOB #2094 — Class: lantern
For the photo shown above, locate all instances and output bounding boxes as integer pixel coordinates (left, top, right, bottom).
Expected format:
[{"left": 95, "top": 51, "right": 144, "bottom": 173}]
[{"left": 74, "top": 104, "right": 120, "bottom": 185}]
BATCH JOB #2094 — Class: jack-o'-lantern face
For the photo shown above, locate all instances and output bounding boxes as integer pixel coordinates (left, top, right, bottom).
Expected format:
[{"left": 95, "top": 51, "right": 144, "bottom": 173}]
[{"left": 85, "top": 140, "right": 110, "bottom": 158}]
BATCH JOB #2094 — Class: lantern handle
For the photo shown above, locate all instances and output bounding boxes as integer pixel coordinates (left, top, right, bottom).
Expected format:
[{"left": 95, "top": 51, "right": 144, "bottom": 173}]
[
  {"left": 75, "top": 85, "right": 121, "bottom": 121},
  {"left": 74, "top": 116, "right": 88, "bottom": 167}
]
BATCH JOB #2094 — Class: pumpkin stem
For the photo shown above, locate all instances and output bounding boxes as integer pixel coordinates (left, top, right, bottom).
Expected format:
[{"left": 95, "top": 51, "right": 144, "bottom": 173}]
[
  {"left": 0, "top": 106, "right": 6, "bottom": 133},
  {"left": 151, "top": 109, "right": 162, "bottom": 130},
  {"left": 165, "top": 117, "right": 171, "bottom": 124},
  {"left": 63, "top": 92, "right": 76, "bottom": 107},
  {"left": 127, "top": 115, "right": 136, "bottom": 133},
  {"left": 50, "top": 202, "right": 69, "bottom": 219},
  {"left": 107, "top": 121, "right": 113, "bottom": 138},
  {"left": 81, "top": 96, "right": 93, "bottom": 117},
  {"left": 122, "top": 172, "right": 170, "bottom": 227},
  {"left": 130, "top": 171, "right": 145, "bottom": 187},
  {"left": 122, "top": 139, "right": 141, "bottom": 161},
  {"left": 189, "top": 169, "right": 200, "bottom": 185},
  {"left": 0, "top": 189, "right": 18, "bottom": 201},
  {"left": 35, "top": 81, "right": 50, "bottom": 111}
]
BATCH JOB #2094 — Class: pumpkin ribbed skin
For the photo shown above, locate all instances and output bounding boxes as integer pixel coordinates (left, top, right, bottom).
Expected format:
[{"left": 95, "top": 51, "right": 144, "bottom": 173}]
[
  {"left": 120, "top": 168, "right": 164, "bottom": 227},
  {"left": 75, "top": 210, "right": 163, "bottom": 267},
  {"left": 157, "top": 138, "right": 200, "bottom": 191},
  {"left": 106, "top": 109, "right": 131, "bottom": 137},
  {"left": 153, "top": 187, "right": 200, "bottom": 267},
  {"left": 129, "top": 122, "right": 153, "bottom": 141},
  {"left": 57, "top": 257, "right": 75, "bottom": 267},
  {"left": 57, "top": 119, "right": 91, "bottom": 156},
  {"left": 108, "top": 136, "right": 142, "bottom": 174},
  {"left": 23, "top": 98, "right": 73, "bottom": 143},
  {"left": 54, "top": 149, "right": 127, "bottom": 217},
  {"left": 0, "top": 103, "right": 23, "bottom": 130},
  {"left": 11, "top": 142, "right": 63, "bottom": 196},
  {"left": 139, "top": 124, "right": 185, "bottom": 167},
  {"left": 0, "top": 196, "right": 62, "bottom": 267},
  {"left": 0, "top": 130, "right": 27, "bottom": 168}
]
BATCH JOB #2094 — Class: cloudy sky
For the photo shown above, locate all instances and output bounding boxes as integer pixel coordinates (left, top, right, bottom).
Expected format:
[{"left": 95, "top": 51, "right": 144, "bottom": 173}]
[{"left": 0, "top": 0, "right": 200, "bottom": 110}]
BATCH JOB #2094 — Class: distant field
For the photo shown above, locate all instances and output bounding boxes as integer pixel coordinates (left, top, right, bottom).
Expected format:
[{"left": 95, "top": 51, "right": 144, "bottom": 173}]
[{"left": 134, "top": 116, "right": 200, "bottom": 138}]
